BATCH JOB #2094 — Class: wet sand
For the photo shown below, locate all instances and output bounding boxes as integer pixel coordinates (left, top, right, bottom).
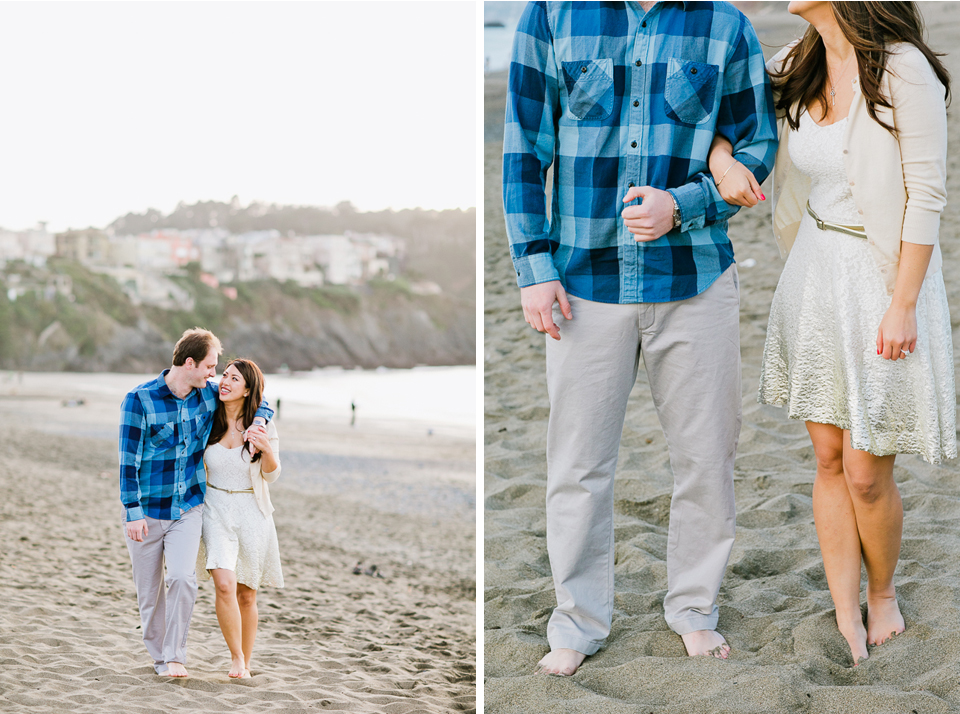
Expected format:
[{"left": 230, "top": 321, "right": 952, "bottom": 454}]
[{"left": 484, "top": 3, "right": 960, "bottom": 712}]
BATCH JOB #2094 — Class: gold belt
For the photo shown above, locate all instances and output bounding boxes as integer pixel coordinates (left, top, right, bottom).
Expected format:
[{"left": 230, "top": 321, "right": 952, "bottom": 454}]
[
  {"left": 206, "top": 481, "right": 254, "bottom": 494},
  {"left": 806, "top": 202, "right": 868, "bottom": 239}
]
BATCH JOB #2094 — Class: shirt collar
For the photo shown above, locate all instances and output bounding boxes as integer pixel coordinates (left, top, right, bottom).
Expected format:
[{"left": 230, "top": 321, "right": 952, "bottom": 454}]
[{"left": 154, "top": 369, "right": 185, "bottom": 400}]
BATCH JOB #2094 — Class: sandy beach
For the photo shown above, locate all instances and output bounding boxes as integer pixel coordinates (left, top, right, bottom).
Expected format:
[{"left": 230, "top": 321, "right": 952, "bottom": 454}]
[
  {"left": 485, "top": 3, "right": 960, "bottom": 712},
  {"left": 0, "top": 371, "right": 475, "bottom": 713}
]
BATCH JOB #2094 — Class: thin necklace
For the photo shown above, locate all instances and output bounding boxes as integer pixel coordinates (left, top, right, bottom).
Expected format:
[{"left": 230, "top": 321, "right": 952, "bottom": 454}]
[{"left": 828, "top": 51, "right": 856, "bottom": 107}]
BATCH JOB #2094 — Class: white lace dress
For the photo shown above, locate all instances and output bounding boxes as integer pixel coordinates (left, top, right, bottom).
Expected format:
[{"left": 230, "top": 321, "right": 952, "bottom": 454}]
[
  {"left": 758, "top": 110, "right": 956, "bottom": 464},
  {"left": 198, "top": 444, "right": 284, "bottom": 589}
]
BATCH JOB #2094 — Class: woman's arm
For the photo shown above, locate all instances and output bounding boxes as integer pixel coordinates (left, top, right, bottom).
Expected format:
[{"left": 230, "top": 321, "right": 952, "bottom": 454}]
[
  {"left": 708, "top": 136, "right": 765, "bottom": 207},
  {"left": 876, "top": 47, "right": 947, "bottom": 361},
  {"left": 249, "top": 422, "right": 281, "bottom": 479},
  {"left": 877, "top": 243, "right": 934, "bottom": 361}
]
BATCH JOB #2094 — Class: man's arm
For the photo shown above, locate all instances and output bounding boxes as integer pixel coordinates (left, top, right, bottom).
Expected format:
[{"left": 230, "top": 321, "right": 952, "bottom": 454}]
[
  {"left": 119, "top": 392, "right": 147, "bottom": 532},
  {"left": 668, "top": 17, "right": 778, "bottom": 232},
  {"left": 503, "top": 1, "right": 560, "bottom": 288},
  {"left": 205, "top": 379, "right": 274, "bottom": 421}
]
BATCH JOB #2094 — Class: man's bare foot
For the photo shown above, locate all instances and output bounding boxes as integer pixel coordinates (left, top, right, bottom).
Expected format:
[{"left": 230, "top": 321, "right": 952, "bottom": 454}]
[
  {"left": 681, "top": 630, "right": 730, "bottom": 658},
  {"left": 836, "top": 616, "right": 869, "bottom": 666},
  {"left": 535, "top": 648, "right": 587, "bottom": 676},
  {"left": 228, "top": 656, "right": 247, "bottom": 678},
  {"left": 866, "top": 590, "right": 905, "bottom": 646},
  {"left": 161, "top": 662, "right": 188, "bottom": 677}
]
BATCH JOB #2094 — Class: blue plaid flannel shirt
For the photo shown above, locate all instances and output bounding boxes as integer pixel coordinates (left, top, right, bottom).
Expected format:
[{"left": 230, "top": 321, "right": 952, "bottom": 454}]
[
  {"left": 503, "top": 1, "right": 778, "bottom": 303},
  {"left": 119, "top": 370, "right": 273, "bottom": 522}
]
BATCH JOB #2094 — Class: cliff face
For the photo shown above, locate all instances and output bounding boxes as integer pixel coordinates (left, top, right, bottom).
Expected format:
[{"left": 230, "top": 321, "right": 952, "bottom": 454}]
[
  {"left": 0, "top": 262, "right": 475, "bottom": 372},
  {"left": 11, "top": 303, "right": 475, "bottom": 373}
]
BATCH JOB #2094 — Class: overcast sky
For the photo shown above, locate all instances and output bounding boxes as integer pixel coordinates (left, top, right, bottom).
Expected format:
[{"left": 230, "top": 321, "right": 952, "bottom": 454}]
[{"left": 0, "top": 1, "right": 476, "bottom": 232}]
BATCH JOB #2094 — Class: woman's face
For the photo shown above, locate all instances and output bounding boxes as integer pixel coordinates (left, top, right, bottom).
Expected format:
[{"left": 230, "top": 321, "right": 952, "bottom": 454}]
[
  {"left": 788, "top": 1, "right": 828, "bottom": 19},
  {"left": 218, "top": 364, "right": 249, "bottom": 405}
]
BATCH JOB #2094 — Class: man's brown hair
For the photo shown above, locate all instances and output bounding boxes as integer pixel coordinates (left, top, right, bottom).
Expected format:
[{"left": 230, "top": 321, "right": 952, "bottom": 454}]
[{"left": 172, "top": 328, "right": 222, "bottom": 367}]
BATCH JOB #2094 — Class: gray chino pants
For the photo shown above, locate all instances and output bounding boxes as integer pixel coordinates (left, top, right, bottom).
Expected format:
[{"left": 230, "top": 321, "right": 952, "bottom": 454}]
[
  {"left": 544, "top": 266, "right": 741, "bottom": 654},
  {"left": 125, "top": 504, "right": 203, "bottom": 673}
]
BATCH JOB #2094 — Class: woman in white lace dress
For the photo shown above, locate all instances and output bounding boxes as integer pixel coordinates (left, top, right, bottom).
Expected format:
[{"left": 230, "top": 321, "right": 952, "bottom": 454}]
[
  {"left": 198, "top": 358, "right": 283, "bottom": 678},
  {"left": 708, "top": 2, "right": 953, "bottom": 665}
]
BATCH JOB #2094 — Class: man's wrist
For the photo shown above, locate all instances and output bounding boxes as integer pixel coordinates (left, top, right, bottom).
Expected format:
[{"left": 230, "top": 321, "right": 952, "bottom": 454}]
[{"left": 671, "top": 194, "right": 682, "bottom": 229}]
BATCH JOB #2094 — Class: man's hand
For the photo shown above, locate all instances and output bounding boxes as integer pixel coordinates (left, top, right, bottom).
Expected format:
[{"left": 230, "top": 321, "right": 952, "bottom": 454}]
[
  {"left": 621, "top": 186, "right": 677, "bottom": 242},
  {"left": 126, "top": 519, "right": 148, "bottom": 542},
  {"left": 520, "top": 280, "right": 573, "bottom": 341}
]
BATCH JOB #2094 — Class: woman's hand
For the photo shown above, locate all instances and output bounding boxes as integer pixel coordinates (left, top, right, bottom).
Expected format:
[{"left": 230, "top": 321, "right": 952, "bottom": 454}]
[
  {"left": 245, "top": 425, "right": 272, "bottom": 456},
  {"left": 708, "top": 136, "right": 764, "bottom": 207},
  {"left": 876, "top": 302, "right": 918, "bottom": 361}
]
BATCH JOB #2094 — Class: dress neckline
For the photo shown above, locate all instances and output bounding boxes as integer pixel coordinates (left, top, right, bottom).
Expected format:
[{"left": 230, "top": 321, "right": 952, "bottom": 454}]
[{"left": 806, "top": 112, "right": 848, "bottom": 129}]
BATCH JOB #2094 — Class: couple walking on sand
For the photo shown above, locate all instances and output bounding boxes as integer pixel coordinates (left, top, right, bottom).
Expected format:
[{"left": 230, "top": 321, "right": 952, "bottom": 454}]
[
  {"left": 120, "top": 328, "right": 284, "bottom": 678},
  {"left": 504, "top": 0, "right": 954, "bottom": 673}
]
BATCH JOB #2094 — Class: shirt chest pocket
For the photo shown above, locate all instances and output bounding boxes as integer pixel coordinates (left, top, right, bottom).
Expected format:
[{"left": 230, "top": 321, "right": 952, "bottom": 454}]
[
  {"left": 194, "top": 413, "right": 211, "bottom": 436},
  {"left": 561, "top": 59, "right": 614, "bottom": 121},
  {"left": 148, "top": 422, "right": 176, "bottom": 451},
  {"left": 664, "top": 58, "right": 719, "bottom": 125}
]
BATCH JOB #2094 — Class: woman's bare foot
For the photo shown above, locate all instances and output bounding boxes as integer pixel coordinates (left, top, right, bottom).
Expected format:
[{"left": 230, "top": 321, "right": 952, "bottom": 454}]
[
  {"left": 680, "top": 630, "right": 730, "bottom": 658},
  {"left": 161, "top": 662, "right": 189, "bottom": 677},
  {"left": 836, "top": 615, "right": 869, "bottom": 666},
  {"left": 228, "top": 656, "right": 247, "bottom": 678},
  {"left": 535, "top": 648, "right": 587, "bottom": 676},
  {"left": 866, "top": 589, "right": 905, "bottom": 646}
]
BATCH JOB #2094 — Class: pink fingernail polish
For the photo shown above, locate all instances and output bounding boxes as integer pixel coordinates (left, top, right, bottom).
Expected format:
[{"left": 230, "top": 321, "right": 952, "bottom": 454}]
[{"left": 760, "top": 193, "right": 766, "bottom": 200}]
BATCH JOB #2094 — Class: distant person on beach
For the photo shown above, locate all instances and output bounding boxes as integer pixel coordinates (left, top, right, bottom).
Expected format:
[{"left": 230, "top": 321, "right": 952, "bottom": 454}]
[
  {"left": 197, "top": 358, "right": 283, "bottom": 679},
  {"left": 503, "top": 2, "right": 777, "bottom": 674},
  {"left": 709, "top": 1, "right": 955, "bottom": 665},
  {"left": 119, "top": 328, "right": 272, "bottom": 677}
]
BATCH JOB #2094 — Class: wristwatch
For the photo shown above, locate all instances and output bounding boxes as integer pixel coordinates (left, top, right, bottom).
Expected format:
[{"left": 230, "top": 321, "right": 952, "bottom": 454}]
[{"left": 671, "top": 194, "right": 682, "bottom": 229}]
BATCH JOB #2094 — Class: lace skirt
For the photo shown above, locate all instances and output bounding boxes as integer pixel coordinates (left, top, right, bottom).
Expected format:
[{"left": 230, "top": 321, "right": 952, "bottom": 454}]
[
  {"left": 197, "top": 489, "right": 284, "bottom": 589},
  {"left": 758, "top": 213, "right": 956, "bottom": 464}
]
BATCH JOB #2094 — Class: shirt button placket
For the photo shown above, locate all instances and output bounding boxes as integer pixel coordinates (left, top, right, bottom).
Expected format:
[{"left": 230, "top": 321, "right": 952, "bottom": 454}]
[{"left": 626, "top": 21, "right": 649, "bottom": 303}]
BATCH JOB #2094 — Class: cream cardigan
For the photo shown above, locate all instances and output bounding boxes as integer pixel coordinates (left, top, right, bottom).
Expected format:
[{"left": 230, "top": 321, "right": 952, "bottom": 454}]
[
  {"left": 205, "top": 419, "right": 281, "bottom": 517},
  {"left": 250, "top": 420, "right": 281, "bottom": 517},
  {"left": 769, "top": 42, "right": 947, "bottom": 294}
]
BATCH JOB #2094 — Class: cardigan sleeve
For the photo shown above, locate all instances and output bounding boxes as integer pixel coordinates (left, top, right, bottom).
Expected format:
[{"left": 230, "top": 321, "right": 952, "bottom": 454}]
[
  {"left": 888, "top": 45, "right": 947, "bottom": 246},
  {"left": 259, "top": 420, "right": 281, "bottom": 483}
]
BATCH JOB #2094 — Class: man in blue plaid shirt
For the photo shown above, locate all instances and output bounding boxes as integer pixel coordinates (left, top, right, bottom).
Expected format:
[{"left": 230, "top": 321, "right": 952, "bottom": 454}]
[
  {"left": 120, "top": 328, "right": 272, "bottom": 677},
  {"left": 503, "top": 1, "right": 777, "bottom": 674}
]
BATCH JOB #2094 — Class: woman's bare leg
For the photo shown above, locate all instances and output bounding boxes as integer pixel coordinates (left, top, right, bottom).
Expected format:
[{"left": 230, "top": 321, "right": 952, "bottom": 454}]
[
  {"left": 237, "top": 584, "right": 258, "bottom": 672},
  {"left": 840, "top": 433, "right": 904, "bottom": 646},
  {"left": 807, "top": 422, "right": 868, "bottom": 664},
  {"left": 211, "top": 569, "right": 248, "bottom": 677}
]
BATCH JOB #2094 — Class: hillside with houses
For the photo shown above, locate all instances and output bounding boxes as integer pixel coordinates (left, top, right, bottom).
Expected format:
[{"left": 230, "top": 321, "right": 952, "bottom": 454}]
[{"left": 0, "top": 201, "right": 475, "bottom": 371}]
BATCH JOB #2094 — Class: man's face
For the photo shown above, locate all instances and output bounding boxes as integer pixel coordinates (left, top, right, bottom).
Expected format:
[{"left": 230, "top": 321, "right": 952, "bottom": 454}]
[{"left": 186, "top": 348, "right": 219, "bottom": 389}]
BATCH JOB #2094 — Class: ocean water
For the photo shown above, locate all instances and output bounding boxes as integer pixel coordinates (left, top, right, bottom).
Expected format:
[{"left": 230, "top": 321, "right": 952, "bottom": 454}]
[
  {"left": 484, "top": 26, "right": 514, "bottom": 74},
  {"left": 262, "top": 365, "right": 476, "bottom": 437},
  {"left": 483, "top": 0, "right": 524, "bottom": 73},
  {"left": 8, "top": 365, "right": 476, "bottom": 439}
]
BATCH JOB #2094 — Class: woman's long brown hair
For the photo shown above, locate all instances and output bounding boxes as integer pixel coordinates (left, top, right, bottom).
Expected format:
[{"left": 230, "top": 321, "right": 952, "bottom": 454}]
[
  {"left": 771, "top": 1, "right": 950, "bottom": 134},
  {"left": 208, "top": 358, "right": 265, "bottom": 462}
]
